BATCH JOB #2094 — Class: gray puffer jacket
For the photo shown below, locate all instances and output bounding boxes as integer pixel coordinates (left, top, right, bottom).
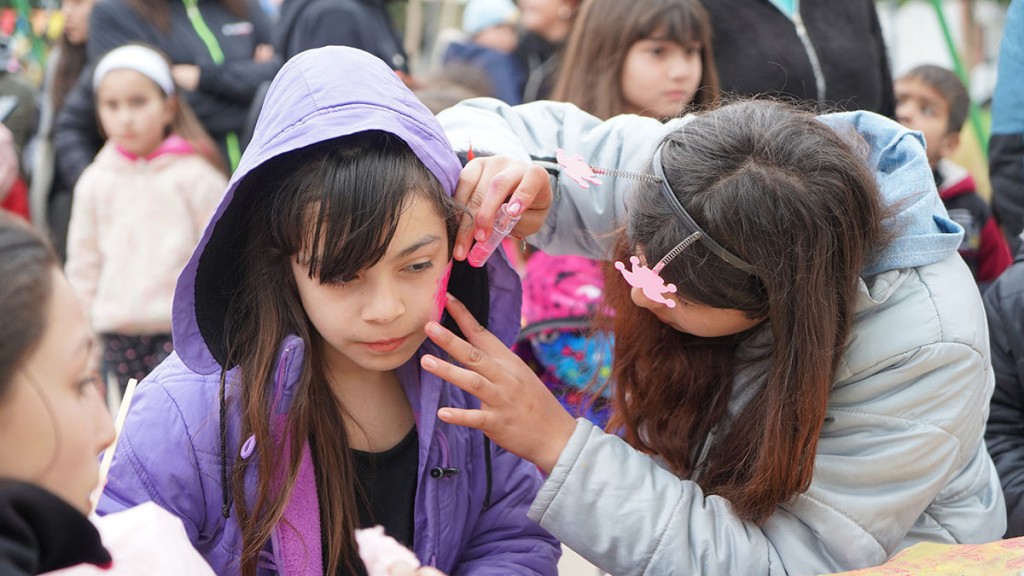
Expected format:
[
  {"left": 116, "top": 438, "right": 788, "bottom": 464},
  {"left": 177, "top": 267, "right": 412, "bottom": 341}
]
[{"left": 438, "top": 98, "right": 1006, "bottom": 575}]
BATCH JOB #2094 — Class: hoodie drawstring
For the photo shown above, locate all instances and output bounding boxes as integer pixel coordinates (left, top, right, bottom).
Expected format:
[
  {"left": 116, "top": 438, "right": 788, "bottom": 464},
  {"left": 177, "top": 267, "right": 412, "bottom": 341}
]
[
  {"left": 219, "top": 367, "right": 231, "bottom": 518},
  {"left": 483, "top": 436, "right": 493, "bottom": 510}
]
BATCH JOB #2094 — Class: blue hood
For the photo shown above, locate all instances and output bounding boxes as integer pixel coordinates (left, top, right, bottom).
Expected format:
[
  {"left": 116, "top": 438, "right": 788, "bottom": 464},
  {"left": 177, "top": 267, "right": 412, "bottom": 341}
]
[
  {"left": 172, "top": 46, "right": 521, "bottom": 374},
  {"left": 821, "top": 111, "right": 964, "bottom": 276}
]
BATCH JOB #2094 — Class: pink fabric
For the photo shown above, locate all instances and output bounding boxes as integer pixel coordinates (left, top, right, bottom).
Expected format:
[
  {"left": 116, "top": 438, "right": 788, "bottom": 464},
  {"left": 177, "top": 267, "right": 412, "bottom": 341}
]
[
  {"left": 115, "top": 135, "right": 194, "bottom": 162},
  {"left": 355, "top": 526, "right": 421, "bottom": 576},
  {"left": 271, "top": 414, "right": 323, "bottom": 576}
]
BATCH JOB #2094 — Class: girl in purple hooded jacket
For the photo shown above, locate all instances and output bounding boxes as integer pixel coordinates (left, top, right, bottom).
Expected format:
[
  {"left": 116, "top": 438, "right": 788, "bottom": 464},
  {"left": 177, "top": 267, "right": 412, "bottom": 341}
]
[{"left": 95, "top": 46, "right": 559, "bottom": 576}]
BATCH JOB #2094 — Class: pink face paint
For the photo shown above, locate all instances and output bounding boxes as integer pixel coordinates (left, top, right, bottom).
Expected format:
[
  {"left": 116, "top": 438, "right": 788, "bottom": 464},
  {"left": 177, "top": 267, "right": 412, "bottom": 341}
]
[
  {"left": 467, "top": 202, "right": 522, "bottom": 268},
  {"left": 432, "top": 260, "right": 454, "bottom": 323},
  {"left": 557, "top": 148, "right": 603, "bottom": 188}
]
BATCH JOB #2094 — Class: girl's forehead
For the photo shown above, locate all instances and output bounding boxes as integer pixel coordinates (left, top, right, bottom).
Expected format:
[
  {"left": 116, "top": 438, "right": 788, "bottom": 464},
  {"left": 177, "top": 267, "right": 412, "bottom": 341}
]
[
  {"left": 96, "top": 68, "right": 165, "bottom": 95},
  {"left": 389, "top": 194, "right": 448, "bottom": 238}
]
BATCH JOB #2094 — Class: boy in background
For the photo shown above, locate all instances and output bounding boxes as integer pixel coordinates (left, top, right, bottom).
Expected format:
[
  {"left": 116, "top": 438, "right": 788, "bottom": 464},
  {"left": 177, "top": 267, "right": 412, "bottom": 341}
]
[{"left": 896, "top": 64, "right": 1011, "bottom": 289}]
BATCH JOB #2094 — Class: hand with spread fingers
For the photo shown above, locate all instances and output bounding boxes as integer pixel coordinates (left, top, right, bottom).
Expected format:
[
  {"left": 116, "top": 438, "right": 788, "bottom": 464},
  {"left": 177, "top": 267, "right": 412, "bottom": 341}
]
[
  {"left": 452, "top": 156, "right": 552, "bottom": 262},
  {"left": 421, "top": 294, "right": 577, "bottom": 475}
]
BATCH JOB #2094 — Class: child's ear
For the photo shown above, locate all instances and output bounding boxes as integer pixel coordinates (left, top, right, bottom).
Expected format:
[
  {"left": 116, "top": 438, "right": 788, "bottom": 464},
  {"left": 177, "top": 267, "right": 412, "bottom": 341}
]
[
  {"left": 163, "top": 95, "right": 179, "bottom": 130},
  {"left": 939, "top": 130, "right": 961, "bottom": 159}
]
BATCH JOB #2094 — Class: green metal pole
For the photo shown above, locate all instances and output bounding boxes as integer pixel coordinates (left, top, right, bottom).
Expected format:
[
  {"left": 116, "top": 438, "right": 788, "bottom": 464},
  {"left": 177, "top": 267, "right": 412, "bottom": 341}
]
[{"left": 929, "top": 0, "right": 988, "bottom": 156}]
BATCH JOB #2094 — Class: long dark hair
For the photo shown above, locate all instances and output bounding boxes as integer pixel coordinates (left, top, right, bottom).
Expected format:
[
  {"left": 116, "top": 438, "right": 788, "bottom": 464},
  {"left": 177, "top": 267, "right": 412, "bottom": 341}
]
[
  {"left": 224, "top": 131, "right": 459, "bottom": 576},
  {"left": 51, "top": 36, "right": 87, "bottom": 121},
  {"left": 553, "top": 0, "right": 719, "bottom": 120},
  {"left": 122, "top": 0, "right": 250, "bottom": 35},
  {"left": 0, "top": 213, "right": 59, "bottom": 395},
  {"left": 604, "top": 100, "right": 885, "bottom": 523}
]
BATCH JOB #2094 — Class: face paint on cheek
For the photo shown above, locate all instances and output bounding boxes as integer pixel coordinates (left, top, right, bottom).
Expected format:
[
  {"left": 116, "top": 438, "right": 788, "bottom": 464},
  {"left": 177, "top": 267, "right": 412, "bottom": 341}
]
[{"left": 432, "top": 260, "right": 454, "bottom": 323}]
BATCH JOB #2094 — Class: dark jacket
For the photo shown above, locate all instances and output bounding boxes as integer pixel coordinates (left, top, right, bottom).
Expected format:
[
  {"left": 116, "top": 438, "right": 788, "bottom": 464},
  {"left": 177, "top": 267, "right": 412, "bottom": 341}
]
[
  {"left": 513, "top": 32, "right": 559, "bottom": 103},
  {"left": 699, "top": 0, "right": 894, "bottom": 116},
  {"left": 443, "top": 41, "right": 524, "bottom": 105},
  {"left": 990, "top": 0, "right": 1024, "bottom": 252},
  {"left": 0, "top": 480, "right": 111, "bottom": 575},
  {"left": 53, "top": 0, "right": 280, "bottom": 186},
  {"left": 984, "top": 245, "right": 1024, "bottom": 538},
  {"left": 274, "top": 0, "right": 409, "bottom": 70},
  {"left": 936, "top": 158, "right": 1012, "bottom": 288}
]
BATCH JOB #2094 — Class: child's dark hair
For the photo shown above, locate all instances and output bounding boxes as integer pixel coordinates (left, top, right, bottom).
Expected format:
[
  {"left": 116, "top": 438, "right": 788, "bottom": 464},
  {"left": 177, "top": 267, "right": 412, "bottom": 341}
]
[
  {"left": 900, "top": 64, "right": 969, "bottom": 134},
  {"left": 553, "top": 0, "right": 719, "bottom": 120},
  {"left": 222, "top": 130, "right": 458, "bottom": 576},
  {"left": 603, "top": 100, "right": 885, "bottom": 523},
  {"left": 0, "top": 213, "right": 58, "bottom": 394}
]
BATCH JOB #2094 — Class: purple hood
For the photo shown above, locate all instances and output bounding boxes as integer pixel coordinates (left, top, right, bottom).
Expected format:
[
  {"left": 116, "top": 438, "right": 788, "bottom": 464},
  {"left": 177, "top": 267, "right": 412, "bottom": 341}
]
[{"left": 173, "top": 46, "right": 523, "bottom": 372}]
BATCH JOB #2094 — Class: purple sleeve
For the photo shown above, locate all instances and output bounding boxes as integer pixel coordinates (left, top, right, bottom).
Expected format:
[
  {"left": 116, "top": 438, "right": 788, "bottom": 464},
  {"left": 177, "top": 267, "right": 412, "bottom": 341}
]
[{"left": 450, "top": 444, "right": 561, "bottom": 576}]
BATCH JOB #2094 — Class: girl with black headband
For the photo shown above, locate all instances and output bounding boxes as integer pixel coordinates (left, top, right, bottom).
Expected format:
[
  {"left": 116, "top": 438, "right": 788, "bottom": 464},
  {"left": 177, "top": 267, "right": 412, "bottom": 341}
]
[{"left": 421, "top": 98, "right": 1005, "bottom": 574}]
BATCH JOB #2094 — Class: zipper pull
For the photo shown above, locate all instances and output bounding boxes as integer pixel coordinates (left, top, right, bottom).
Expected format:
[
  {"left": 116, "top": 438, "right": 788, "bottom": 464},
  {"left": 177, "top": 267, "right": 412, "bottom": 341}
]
[{"left": 429, "top": 466, "right": 461, "bottom": 479}]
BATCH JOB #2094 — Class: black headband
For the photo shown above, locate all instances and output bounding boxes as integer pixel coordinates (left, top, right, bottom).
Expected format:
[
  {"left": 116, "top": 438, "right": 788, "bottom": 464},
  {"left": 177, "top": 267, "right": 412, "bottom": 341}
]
[{"left": 650, "top": 143, "right": 758, "bottom": 276}]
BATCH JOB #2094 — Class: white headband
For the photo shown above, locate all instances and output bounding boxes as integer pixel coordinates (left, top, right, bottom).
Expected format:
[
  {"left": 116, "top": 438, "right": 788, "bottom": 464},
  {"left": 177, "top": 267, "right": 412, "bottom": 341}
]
[{"left": 93, "top": 45, "right": 175, "bottom": 96}]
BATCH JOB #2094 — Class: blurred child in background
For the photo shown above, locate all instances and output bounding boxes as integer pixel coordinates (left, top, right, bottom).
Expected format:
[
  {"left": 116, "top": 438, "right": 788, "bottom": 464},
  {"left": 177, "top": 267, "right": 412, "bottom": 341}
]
[
  {"left": 65, "top": 45, "right": 227, "bottom": 396},
  {"left": 895, "top": 64, "right": 1011, "bottom": 289},
  {"left": 442, "top": 0, "right": 524, "bottom": 104},
  {"left": 515, "top": 0, "right": 581, "bottom": 102},
  {"left": 28, "top": 0, "right": 95, "bottom": 257},
  {"left": 553, "top": 0, "right": 718, "bottom": 120}
]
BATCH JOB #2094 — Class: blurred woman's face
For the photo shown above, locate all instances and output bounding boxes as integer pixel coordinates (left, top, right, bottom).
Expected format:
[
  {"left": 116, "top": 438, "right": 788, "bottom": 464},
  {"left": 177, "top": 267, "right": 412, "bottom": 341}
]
[
  {"left": 519, "top": 0, "right": 576, "bottom": 42},
  {"left": 62, "top": 0, "right": 96, "bottom": 46},
  {"left": 0, "top": 268, "right": 114, "bottom": 513}
]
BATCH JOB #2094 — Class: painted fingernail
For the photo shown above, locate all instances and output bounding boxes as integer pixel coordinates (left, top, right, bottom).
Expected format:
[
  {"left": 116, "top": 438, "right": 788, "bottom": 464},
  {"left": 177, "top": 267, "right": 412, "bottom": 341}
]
[
  {"left": 421, "top": 356, "right": 438, "bottom": 369},
  {"left": 507, "top": 200, "right": 522, "bottom": 215}
]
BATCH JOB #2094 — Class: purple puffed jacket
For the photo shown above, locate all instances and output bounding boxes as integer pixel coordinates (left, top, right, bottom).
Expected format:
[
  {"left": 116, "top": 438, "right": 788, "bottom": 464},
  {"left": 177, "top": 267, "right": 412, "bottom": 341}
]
[{"left": 96, "top": 46, "right": 560, "bottom": 575}]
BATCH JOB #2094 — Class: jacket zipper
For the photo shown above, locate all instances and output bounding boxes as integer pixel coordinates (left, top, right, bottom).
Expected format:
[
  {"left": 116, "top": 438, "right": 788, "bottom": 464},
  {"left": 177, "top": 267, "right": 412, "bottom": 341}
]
[
  {"left": 429, "top": 428, "right": 459, "bottom": 478},
  {"left": 427, "top": 427, "right": 456, "bottom": 567},
  {"left": 692, "top": 426, "right": 716, "bottom": 482},
  {"left": 268, "top": 345, "right": 296, "bottom": 575},
  {"left": 791, "top": 0, "right": 827, "bottom": 105}
]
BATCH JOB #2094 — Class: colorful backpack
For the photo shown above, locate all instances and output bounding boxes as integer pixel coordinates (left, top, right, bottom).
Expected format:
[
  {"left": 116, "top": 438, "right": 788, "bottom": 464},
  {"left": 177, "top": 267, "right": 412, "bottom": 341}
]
[{"left": 514, "top": 252, "right": 614, "bottom": 428}]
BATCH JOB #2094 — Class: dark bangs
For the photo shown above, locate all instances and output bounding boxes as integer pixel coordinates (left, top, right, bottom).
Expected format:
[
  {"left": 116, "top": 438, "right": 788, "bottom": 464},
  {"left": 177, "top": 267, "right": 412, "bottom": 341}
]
[
  {"left": 270, "top": 131, "right": 453, "bottom": 284},
  {"left": 636, "top": 2, "right": 710, "bottom": 46}
]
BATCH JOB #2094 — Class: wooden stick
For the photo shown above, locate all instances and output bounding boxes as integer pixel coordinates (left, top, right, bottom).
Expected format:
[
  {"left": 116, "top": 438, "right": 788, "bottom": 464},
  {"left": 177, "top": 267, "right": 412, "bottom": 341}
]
[{"left": 91, "top": 377, "right": 139, "bottom": 514}]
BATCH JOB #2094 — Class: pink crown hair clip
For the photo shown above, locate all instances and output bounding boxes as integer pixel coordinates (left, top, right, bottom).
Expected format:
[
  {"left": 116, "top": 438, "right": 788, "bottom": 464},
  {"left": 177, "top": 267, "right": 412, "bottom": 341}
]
[{"left": 614, "top": 231, "right": 702, "bottom": 308}]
